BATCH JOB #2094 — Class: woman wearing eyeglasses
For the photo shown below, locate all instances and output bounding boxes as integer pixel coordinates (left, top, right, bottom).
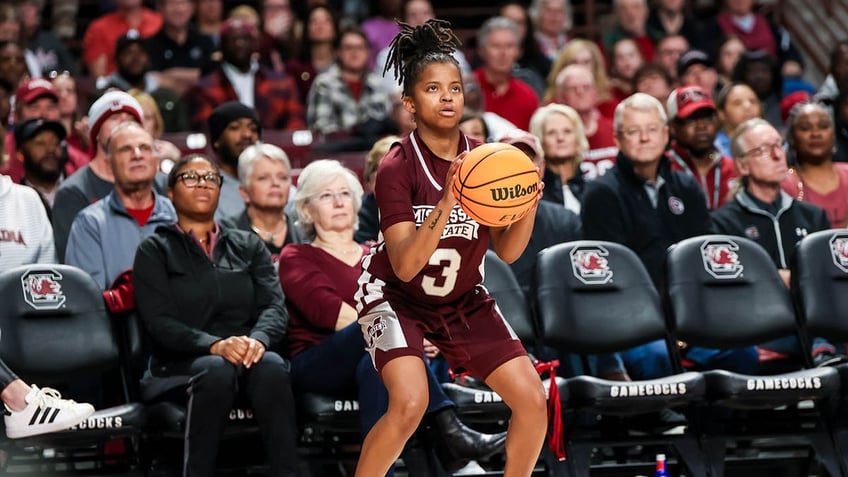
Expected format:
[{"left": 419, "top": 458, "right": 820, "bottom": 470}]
[{"left": 133, "top": 154, "right": 300, "bottom": 477}]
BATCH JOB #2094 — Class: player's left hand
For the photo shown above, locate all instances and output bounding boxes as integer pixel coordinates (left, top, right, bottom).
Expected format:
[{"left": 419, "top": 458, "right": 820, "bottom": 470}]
[{"left": 423, "top": 338, "right": 440, "bottom": 359}]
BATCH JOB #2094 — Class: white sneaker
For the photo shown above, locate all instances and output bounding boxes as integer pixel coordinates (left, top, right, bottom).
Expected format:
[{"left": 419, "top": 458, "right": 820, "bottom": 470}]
[
  {"left": 453, "top": 460, "right": 487, "bottom": 475},
  {"left": 4, "top": 386, "right": 95, "bottom": 439}
]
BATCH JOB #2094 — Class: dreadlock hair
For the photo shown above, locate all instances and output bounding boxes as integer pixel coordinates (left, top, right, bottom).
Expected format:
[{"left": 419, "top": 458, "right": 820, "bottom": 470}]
[{"left": 382, "top": 19, "right": 462, "bottom": 97}]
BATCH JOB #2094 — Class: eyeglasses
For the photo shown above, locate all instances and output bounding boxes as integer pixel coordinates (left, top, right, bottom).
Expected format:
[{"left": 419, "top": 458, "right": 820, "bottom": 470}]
[
  {"left": 742, "top": 140, "right": 785, "bottom": 160},
  {"left": 618, "top": 123, "right": 665, "bottom": 139},
  {"left": 313, "top": 190, "right": 353, "bottom": 204},
  {"left": 177, "top": 171, "right": 223, "bottom": 188}
]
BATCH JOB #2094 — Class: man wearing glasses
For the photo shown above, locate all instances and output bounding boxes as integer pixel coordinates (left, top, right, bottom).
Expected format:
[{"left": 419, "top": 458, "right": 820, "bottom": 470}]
[
  {"left": 711, "top": 117, "right": 843, "bottom": 367},
  {"left": 65, "top": 122, "right": 176, "bottom": 290}
]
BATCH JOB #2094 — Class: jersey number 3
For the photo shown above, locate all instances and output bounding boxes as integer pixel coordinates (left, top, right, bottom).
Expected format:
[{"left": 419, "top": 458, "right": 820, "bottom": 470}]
[{"left": 421, "top": 248, "right": 461, "bottom": 297}]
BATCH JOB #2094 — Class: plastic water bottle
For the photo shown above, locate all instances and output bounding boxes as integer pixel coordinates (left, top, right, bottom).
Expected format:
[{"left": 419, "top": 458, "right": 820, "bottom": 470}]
[{"left": 654, "top": 453, "right": 670, "bottom": 477}]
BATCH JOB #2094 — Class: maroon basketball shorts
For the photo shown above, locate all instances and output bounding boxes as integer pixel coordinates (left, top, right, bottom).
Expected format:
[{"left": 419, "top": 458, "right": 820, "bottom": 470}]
[{"left": 358, "top": 286, "right": 527, "bottom": 381}]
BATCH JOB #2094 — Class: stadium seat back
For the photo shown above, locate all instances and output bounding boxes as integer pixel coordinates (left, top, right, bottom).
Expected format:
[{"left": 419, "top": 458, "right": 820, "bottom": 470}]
[
  {"left": 0, "top": 264, "right": 119, "bottom": 383},
  {"left": 483, "top": 249, "right": 539, "bottom": 345},
  {"left": 534, "top": 240, "right": 666, "bottom": 354},
  {"left": 666, "top": 235, "right": 797, "bottom": 349},
  {"left": 794, "top": 229, "right": 848, "bottom": 341}
]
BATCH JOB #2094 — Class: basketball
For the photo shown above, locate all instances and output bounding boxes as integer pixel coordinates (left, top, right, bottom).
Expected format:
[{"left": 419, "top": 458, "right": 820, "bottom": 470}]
[{"left": 452, "top": 143, "right": 540, "bottom": 227}]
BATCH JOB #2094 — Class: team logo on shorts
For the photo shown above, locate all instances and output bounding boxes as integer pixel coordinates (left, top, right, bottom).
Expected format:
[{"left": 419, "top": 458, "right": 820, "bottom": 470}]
[
  {"left": 366, "top": 316, "right": 387, "bottom": 347},
  {"left": 829, "top": 233, "right": 848, "bottom": 273},
  {"left": 21, "top": 268, "right": 66, "bottom": 310},
  {"left": 570, "top": 245, "right": 613, "bottom": 285},
  {"left": 701, "top": 239, "right": 743, "bottom": 279}
]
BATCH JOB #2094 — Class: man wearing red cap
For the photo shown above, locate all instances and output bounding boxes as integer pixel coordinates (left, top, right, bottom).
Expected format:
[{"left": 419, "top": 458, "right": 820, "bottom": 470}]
[
  {"left": 0, "top": 79, "right": 89, "bottom": 184},
  {"left": 667, "top": 85, "right": 738, "bottom": 210},
  {"left": 185, "top": 18, "right": 305, "bottom": 132}
]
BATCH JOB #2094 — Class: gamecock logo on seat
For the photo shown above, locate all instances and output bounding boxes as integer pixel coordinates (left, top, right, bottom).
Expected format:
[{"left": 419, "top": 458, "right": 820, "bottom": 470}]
[
  {"left": 701, "top": 240, "right": 743, "bottom": 279},
  {"left": 21, "top": 269, "right": 66, "bottom": 310},
  {"left": 570, "top": 245, "right": 613, "bottom": 285},
  {"left": 829, "top": 233, "right": 848, "bottom": 273}
]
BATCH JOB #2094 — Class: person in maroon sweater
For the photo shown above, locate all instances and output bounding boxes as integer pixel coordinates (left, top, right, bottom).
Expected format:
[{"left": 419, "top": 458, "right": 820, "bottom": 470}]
[{"left": 278, "top": 159, "right": 505, "bottom": 474}]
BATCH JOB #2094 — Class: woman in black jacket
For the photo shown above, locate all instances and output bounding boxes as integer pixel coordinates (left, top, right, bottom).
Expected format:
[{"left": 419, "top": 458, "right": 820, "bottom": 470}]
[{"left": 133, "top": 154, "right": 298, "bottom": 477}]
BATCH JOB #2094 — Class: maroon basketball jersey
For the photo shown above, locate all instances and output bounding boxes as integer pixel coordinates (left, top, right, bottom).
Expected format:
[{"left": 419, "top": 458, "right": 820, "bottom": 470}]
[{"left": 359, "top": 130, "right": 489, "bottom": 308}]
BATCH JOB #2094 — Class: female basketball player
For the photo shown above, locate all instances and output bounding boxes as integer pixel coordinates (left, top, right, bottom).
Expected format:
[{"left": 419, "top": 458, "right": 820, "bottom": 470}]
[{"left": 354, "top": 20, "right": 548, "bottom": 477}]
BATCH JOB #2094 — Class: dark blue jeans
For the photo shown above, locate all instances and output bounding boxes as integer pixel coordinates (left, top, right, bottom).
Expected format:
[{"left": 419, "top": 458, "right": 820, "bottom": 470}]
[
  {"left": 620, "top": 340, "right": 759, "bottom": 380},
  {"left": 290, "top": 322, "right": 453, "bottom": 437}
]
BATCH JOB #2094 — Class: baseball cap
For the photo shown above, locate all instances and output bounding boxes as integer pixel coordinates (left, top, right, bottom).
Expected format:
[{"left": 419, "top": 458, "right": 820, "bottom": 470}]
[
  {"left": 114, "top": 29, "right": 146, "bottom": 57},
  {"left": 667, "top": 86, "right": 716, "bottom": 121},
  {"left": 14, "top": 118, "right": 66, "bottom": 146},
  {"left": 87, "top": 91, "right": 144, "bottom": 147},
  {"left": 15, "top": 78, "right": 58, "bottom": 105},
  {"left": 677, "top": 49, "right": 713, "bottom": 77},
  {"left": 220, "top": 18, "right": 259, "bottom": 37},
  {"left": 499, "top": 129, "right": 542, "bottom": 161}
]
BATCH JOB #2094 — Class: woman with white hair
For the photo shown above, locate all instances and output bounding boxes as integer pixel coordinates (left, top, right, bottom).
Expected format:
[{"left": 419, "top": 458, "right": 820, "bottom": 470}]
[
  {"left": 222, "top": 143, "right": 302, "bottom": 263},
  {"left": 529, "top": 103, "right": 589, "bottom": 214},
  {"left": 278, "top": 160, "right": 506, "bottom": 474}
]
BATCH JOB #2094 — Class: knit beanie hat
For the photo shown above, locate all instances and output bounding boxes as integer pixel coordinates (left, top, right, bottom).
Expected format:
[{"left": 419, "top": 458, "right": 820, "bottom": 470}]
[
  {"left": 208, "top": 101, "right": 262, "bottom": 146},
  {"left": 88, "top": 91, "right": 143, "bottom": 147}
]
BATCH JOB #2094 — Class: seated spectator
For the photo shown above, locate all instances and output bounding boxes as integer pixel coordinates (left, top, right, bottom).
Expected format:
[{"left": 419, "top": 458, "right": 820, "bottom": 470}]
[
  {"left": 133, "top": 153, "right": 298, "bottom": 477},
  {"left": 678, "top": 49, "right": 720, "bottom": 98},
  {"left": 459, "top": 113, "right": 490, "bottom": 143},
  {"left": 258, "top": 0, "right": 297, "bottom": 73},
  {"left": 0, "top": 5, "right": 20, "bottom": 44},
  {"left": 551, "top": 64, "right": 618, "bottom": 178},
  {"left": 835, "top": 92, "right": 848, "bottom": 163},
  {"left": 278, "top": 159, "right": 506, "bottom": 474},
  {"left": 654, "top": 34, "right": 689, "bottom": 84},
  {"left": 307, "top": 26, "right": 394, "bottom": 139},
  {"left": 355, "top": 134, "right": 398, "bottom": 244},
  {"left": 17, "top": 0, "right": 78, "bottom": 77},
  {"left": 545, "top": 39, "right": 615, "bottom": 117},
  {"left": 186, "top": 18, "right": 306, "bottom": 131},
  {"left": 474, "top": 17, "right": 539, "bottom": 130},
  {"left": 461, "top": 74, "right": 517, "bottom": 142},
  {"left": 667, "top": 85, "right": 738, "bottom": 209},
  {"left": 82, "top": 0, "right": 163, "bottom": 78},
  {"left": 286, "top": 5, "right": 338, "bottom": 105},
  {"left": 97, "top": 31, "right": 187, "bottom": 133},
  {"left": 633, "top": 62, "right": 674, "bottom": 104},
  {"left": 814, "top": 41, "right": 848, "bottom": 109},
  {"left": 66, "top": 122, "right": 176, "bottom": 289},
  {"left": 0, "top": 41, "right": 27, "bottom": 89},
  {"left": 221, "top": 143, "right": 301, "bottom": 265},
  {"left": 781, "top": 102, "right": 848, "bottom": 228},
  {"left": 608, "top": 38, "right": 644, "bottom": 102},
  {"left": 127, "top": 89, "right": 181, "bottom": 169},
  {"left": 14, "top": 118, "right": 66, "bottom": 210},
  {"left": 647, "top": 0, "right": 704, "bottom": 49},
  {"left": 715, "top": 82, "right": 763, "bottom": 159},
  {"left": 703, "top": 0, "right": 803, "bottom": 78},
  {"left": 195, "top": 0, "right": 224, "bottom": 45},
  {"left": 500, "top": 0, "right": 552, "bottom": 81},
  {"left": 711, "top": 118, "right": 840, "bottom": 366},
  {"left": 716, "top": 36, "right": 747, "bottom": 91},
  {"left": 0, "top": 171, "right": 55, "bottom": 268},
  {"left": 498, "top": 130, "right": 581, "bottom": 293},
  {"left": 733, "top": 49, "right": 781, "bottom": 128},
  {"left": 52, "top": 91, "right": 145, "bottom": 262},
  {"left": 206, "top": 101, "right": 261, "bottom": 220},
  {"left": 1, "top": 79, "right": 89, "bottom": 184},
  {"left": 361, "top": 0, "right": 402, "bottom": 66},
  {"left": 2, "top": 358, "right": 94, "bottom": 439},
  {"left": 530, "top": 103, "right": 588, "bottom": 214},
  {"left": 601, "top": 0, "right": 662, "bottom": 63},
  {"left": 528, "top": 0, "right": 571, "bottom": 64},
  {"left": 145, "top": 0, "right": 216, "bottom": 96},
  {"left": 50, "top": 71, "right": 90, "bottom": 156}
]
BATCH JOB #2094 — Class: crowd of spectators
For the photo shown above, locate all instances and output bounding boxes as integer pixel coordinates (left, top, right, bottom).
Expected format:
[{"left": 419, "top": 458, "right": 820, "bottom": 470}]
[{"left": 3, "top": 0, "right": 848, "bottom": 471}]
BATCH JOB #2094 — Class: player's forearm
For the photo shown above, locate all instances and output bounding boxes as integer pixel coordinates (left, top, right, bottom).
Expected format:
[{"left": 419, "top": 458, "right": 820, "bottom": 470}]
[
  {"left": 491, "top": 204, "right": 537, "bottom": 264},
  {"left": 387, "top": 200, "right": 452, "bottom": 281}
]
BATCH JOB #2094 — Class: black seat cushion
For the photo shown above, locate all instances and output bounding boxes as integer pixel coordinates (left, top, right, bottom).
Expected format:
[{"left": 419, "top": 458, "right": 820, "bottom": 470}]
[
  {"left": 702, "top": 367, "right": 840, "bottom": 409},
  {"left": 566, "top": 372, "right": 705, "bottom": 414}
]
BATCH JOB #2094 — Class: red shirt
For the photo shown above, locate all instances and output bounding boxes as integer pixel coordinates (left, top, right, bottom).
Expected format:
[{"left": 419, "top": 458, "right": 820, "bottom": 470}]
[
  {"left": 782, "top": 163, "right": 848, "bottom": 228},
  {"left": 361, "top": 130, "right": 487, "bottom": 309},
  {"left": 279, "top": 243, "right": 368, "bottom": 357},
  {"left": 474, "top": 69, "right": 539, "bottom": 130},
  {"left": 669, "top": 142, "right": 739, "bottom": 210},
  {"left": 126, "top": 202, "right": 155, "bottom": 227},
  {"left": 580, "top": 115, "right": 618, "bottom": 180},
  {"left": 82, "top": 9, "right": 163, "bottom": 75}
]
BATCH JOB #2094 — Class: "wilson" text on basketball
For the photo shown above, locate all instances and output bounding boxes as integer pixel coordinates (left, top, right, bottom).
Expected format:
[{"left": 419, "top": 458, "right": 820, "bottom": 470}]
[{"left": 489, "top": 183, "right": 538, "bottom": 202}]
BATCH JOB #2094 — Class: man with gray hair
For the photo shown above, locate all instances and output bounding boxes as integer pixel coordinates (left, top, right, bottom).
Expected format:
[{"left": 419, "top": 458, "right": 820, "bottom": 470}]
[
  {"left": 65, "top": 122, "right": 176, "bottom": 289},
  {"left": 473, "top": 16, "right": 539, "bottom": 130},
  {"left": 582, "top": 93, "right": 758, "bottom": 384}
]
